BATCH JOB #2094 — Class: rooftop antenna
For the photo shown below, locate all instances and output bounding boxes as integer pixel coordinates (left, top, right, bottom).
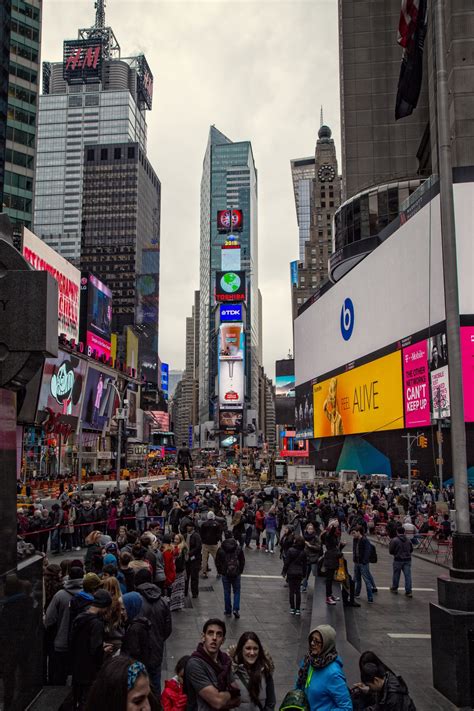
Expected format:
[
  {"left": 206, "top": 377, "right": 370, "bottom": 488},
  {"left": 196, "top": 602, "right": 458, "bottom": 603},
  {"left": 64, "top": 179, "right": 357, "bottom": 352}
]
[
  {"left": 320, "top": 105, "right": 324, "bottom": 127},
  {"left": 95, "top": 0, "right": 106, "bottom": 29}
]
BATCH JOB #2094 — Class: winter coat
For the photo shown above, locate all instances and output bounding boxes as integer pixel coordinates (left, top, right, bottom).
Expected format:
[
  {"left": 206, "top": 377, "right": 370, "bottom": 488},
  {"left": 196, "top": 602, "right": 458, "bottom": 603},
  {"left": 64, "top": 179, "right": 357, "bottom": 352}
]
[
  {"left": 282, "top": 546, "right": 307, "bottom": 578},
  {"left": 161, "top": 677, "right": 188, "bottom": 711},
  {"left": 256, "top": 510, "right": 265, "bottom": 531},
  {"left": 352, "top": 536, "right": 371, "bottom": 565},
  {"left": 186, "top": 530, "right": 202, "bottom": 561},
  {"left": 321, "top": 530, "right": 341, "bottom": 571},
  {"left": 298, "top": 656, "right": 352, "bottom": 711},
  {"left": 389, "top": 535, "right": 413, "bottom": 562},
  {"left": 304, "top": 533, "right": 322, "bottom": 564},
  {"left": 366, "top": 671, "right": 416, "bottom": 711},
  {"left": 228, "top": 645, "right": 276, "bottom": 711},
  {"left": 200, "top": 519, "right": 222, "bottom": 545},
  {"left": 70, "top": 611, "right": 105, "bottom": 685},
  {"left": 121, "top": 616, "right": 152, "bottom": 668},
  {"left": 216, "top": 538, "right": 246, "bottom": 577},
  {"left": 44, "top": 577, "right": 84, "bottom": 652},
  {"left": 162, "top": 548, "right": 176, "bottom": 587},
  {"left": 264, "top": 514, "right": 277, "bottom": 533},
  {"left": 84, "top": 542, "right": 102, "bottom": 572},
  {"left": 136, "top": 583, "right": 172, "bottom": 669}
]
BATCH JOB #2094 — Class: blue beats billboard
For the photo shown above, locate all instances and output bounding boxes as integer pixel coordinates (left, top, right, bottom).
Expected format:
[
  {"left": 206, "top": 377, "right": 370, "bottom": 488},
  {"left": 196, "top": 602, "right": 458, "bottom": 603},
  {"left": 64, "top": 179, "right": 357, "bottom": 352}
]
[{"left": 220, "top": 304, "right": 243, "bottom": 322}]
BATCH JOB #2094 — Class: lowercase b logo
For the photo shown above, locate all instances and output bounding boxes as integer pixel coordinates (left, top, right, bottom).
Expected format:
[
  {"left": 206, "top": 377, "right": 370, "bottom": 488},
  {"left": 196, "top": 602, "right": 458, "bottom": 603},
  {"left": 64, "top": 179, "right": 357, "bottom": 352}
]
[{"left": 340, "top": 298, "right": 354, "bottom": 341}]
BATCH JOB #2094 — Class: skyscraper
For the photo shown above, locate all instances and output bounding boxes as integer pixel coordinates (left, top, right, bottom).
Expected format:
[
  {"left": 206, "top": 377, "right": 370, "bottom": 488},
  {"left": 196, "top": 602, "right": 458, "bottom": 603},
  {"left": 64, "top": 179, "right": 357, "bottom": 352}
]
[
  {"left": 4, "top": 0, "right": 42, "bottom": 230},
  {"left": 291, "top": 123, "right": 341, "bottom": 318},
  {"left": 33, "top": 1, "right": 152, "bottom": 263},
  {"left": 0, "top": 0, "right": 11, "bottom": 208},
  {"left": 199, "top": 126, "right": 259, "bottom": 436},
  {"left": 80, "top": 140, "right": 161, "bottom": 384}
]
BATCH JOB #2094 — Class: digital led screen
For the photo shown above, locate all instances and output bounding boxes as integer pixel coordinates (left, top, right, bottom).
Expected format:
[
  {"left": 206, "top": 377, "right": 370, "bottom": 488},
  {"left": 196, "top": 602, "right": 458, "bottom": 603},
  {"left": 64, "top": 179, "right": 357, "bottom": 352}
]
[
  {"left": 295, "top": 380, "right": 314, "bottom": 439},
  {"left": 219, "top": 409, "right": 243, "bottom": 432},
  {"left": 403, "top": 340, "right": 430, "bottom": 428},
  {"left": 81, "top": 366, "right": 116, "bottom": 431},
  {"left": 429, "top": 333, "right": 450, "bottom": 418},
  {"left": 216, "top": 271, "right": 246, "bottom": 303},
  {"left": 219, "top": 324, "right": 244, "bottom": 360},
  {"left": 220, "top": 304, "right": 243, "bottom": 322},
  {"left": 219, "top": 359, "right": 244, "bottom": 409},
  {"left": 222, "top": 244, "right": 241, "bottom": 271},
  {"left": 275, "top": 358, "right": 295, "bottom": 427},
  {"left": 37, "top": 353, "right": 87, "bottom": 424},
  {"left": 313, "top": 351, "right": 404, "bottom": 437},
  {"left": 80, "top": 272, "right": 112, "bottom": 360},
  {"left": 217, "top": 209, "right": 243, "bottom": 233},
  {"left": 461, "top": 326, "right": 474, "bottom": 421}
]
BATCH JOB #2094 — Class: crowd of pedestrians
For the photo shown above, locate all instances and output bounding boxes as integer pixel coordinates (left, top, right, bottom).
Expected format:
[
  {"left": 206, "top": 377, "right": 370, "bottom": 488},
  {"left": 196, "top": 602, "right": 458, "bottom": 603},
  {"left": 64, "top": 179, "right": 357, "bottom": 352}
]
[{"left": 14, "top": 476, "right": 439, "bottom": 709}]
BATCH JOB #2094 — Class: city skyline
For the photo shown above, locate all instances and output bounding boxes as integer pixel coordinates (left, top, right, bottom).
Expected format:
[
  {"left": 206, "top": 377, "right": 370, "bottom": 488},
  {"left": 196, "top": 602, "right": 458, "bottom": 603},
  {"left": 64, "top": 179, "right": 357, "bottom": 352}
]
[{"left": 41, "top": 0, "right": 341, "bottom": 379}]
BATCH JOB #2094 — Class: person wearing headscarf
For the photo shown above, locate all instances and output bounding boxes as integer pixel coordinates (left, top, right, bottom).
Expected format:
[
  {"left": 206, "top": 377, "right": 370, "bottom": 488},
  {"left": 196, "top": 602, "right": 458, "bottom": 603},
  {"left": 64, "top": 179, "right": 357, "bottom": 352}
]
[{"left": 296, "top": 624, "right": 352, "bottom": 711}]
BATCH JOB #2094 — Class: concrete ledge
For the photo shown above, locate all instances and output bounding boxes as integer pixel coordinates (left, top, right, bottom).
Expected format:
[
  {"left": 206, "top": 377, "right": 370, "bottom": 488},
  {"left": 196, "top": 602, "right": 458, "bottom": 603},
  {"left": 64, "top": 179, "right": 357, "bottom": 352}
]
[{"left": 26, "top": 686, "right": 72, "bottom": 710}]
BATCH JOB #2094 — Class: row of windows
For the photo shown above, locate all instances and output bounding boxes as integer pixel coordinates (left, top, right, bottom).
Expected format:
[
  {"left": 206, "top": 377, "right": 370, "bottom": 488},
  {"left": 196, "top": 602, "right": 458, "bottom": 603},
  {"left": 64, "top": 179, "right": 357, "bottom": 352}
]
[
  {"left": 10, "top": 39, "right": 39, "bottom": 64},
  {"left": 7, "top": 103, "right": 36, "bottom": 126},
  {"left": 6, "top": 125, "right": 35, "bottom": 148},
  {"left": 11, "top": 19, "right": 39, "bottom": 42},
  {"left": 4, "top": 170, "right": 33, "bottom": 191},
  {"left": 13, "top": 0, "right": 40, "bottom": 21},
  {"left": 3, "top": 192, "right": 32, "bottom": 213},
  {"left": 9, "top": 61, "right": 38, "bottom": 86},
  {"left": 5, "top": 147, "right": 33, "bottom": 169}
]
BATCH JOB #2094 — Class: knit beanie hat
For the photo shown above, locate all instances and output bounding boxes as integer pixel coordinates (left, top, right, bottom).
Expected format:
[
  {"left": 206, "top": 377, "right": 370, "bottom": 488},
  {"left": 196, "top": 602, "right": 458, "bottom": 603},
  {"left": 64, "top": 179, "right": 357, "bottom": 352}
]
[{"left": 83, "top": 573, "right": 102, "bottom": 593}]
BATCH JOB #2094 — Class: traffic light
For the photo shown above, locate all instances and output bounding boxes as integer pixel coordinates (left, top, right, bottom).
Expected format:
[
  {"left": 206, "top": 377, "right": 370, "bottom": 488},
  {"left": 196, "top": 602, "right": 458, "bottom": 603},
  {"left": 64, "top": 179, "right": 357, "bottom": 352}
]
[{"left": 417, "top": 434, "right": 428, "bottom": 448}]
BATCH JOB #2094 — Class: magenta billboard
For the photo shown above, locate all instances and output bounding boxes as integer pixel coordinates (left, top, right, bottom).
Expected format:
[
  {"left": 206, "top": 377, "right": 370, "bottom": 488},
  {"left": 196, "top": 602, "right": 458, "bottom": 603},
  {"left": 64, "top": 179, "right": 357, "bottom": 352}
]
[
  {"left": 403, "top": 340, "right": 430, "bottom": 427},
  {"left": 461, "top": 326, "right": 474, "bottom": 422}
]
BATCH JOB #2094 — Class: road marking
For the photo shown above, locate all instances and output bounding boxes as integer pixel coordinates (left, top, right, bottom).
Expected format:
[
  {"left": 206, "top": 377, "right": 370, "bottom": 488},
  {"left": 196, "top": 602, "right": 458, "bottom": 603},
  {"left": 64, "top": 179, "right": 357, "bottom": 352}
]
[
  {"left": 375, "top": 587, "right": 435, "bottom": 592},
  {"left": 242, "top": 574, "right": 282, "bottom": 579},
  {"left": 387, "top": 633, "right": 431, "bottom": 639}
]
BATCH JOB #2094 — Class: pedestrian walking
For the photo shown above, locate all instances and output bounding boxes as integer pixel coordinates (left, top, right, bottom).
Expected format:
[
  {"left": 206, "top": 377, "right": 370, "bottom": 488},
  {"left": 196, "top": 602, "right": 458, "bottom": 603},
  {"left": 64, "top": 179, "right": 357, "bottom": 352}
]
[
  {"left": 295, "top": 625, "right": 352, "bottom": 711},
  {"left": 134, "top": 499, "right": 148, "bottom": 534},
  {"left": 135, "top": 568, "right": 172, "bottom": 692},
  {"left": 170, "top": 533, "right": 187, "bottom": 611},
  {"left": 351, "top": 525, "right": 377, "bottom": 603},
  {"left": 185, "top": 520, "right": 202, "bottom": 599},
  {"left": 228, "top": 631, "right": 276, "bottom": 711},
  {"left": 321, "top": 519, "right": 341, "bottom": 605},
  {"left": 183, "top": 618, "right": 241, "bottom": 710},
  {"left": 200, "top": 511, "right": 222, "bottom": 578},
  {"left": 264, "top": 508, "right": 278, "bottom": 554},
  {"left": 301, "top": 522, "right": 322, "bottom": 592},
  {"left": 255, "top": 505, "right": 265, "bottom": 549},
  {"left": 216, "top": 531, "right": 245, "bottom": 619},
  {"left": 282, "top": 534, "right": 307, "bottom": 616},
  {"left": 389, "top": 526, "right": 413, "bottom": 597}
]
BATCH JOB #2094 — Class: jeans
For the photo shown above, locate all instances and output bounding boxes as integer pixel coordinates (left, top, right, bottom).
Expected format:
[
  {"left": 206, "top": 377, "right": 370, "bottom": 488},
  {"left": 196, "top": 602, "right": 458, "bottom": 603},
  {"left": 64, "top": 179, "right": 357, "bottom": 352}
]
[
  {"left": 354, "top": 562, "right": 374, "bottom": 602},
  {"left": 266, "top": 530, "right": 276, "bottom": 552},
  {"left": 222, "top": 575, "right": 241, "bottom": 613},
  {"left": 302, "top": 562, "right": 318, "bottom": 589},
  {"left": 185, "top": 559, "right": 201, "bottom": 597},
  {"left": 136, "top": 517, "right": 147, "bottom": 534},
  {"left": 147, "top": 666, "right": 161, "bottom": 693},
  {"left": 245, "top": 524, "right": 253, "bottom": 547},
  {"left": 50, "top": 527, "right": 60, "bottom": 553},
  {"left": 392, "top": 560, "right": 412, "bottom": 593},
  {"left": 326, "top": 568, "right": 335, "bottom": 597},
  {"left": 288, "top": 574, "right": 302, "bottom": 610}
]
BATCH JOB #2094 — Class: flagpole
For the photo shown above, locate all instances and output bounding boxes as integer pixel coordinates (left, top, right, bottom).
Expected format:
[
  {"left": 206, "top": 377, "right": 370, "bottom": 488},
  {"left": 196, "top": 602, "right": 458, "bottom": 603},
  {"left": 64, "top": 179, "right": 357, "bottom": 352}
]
[{"left": 432, "top": 0, "right": 470, "bottom": 534}]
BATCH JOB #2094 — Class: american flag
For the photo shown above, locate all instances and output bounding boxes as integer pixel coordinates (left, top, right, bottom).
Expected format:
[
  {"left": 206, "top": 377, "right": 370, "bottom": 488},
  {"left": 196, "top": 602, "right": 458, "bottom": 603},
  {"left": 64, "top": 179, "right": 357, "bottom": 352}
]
[{"left": 398, "top": 0, "right": 421, "bottom": 48}]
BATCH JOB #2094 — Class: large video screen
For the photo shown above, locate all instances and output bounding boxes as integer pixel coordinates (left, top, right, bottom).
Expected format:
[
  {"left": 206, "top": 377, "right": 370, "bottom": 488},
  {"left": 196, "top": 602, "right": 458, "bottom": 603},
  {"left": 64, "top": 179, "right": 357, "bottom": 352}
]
[
  {"left": 403, "top": 340, "right": 430, "bottom": 428},
  {"left": 275, "top": 358, "right": 295, "bottom": 427},
  {"left": 217, "top": 209, "right": 243, "bottom": 233},
  {"left": 219, "top": 359, "right": 244, "bottom": 409},
  {"left": 37, "top": 353, "right": 87, "bottom": 424},
  {"left": 313, "top": 351, "right": 404, "bottom": 437},
  {"left": 216, "top": 271, "right": 246, "bottom": 303},
  {"left": 81, "top": 366, "right": 116, "bottom": 431},
  {"left": 80, "top": 273, "right": 112, "bottom": 359},
  {"left": 219, "top": 324, "right": 244, "bottom": 360},
  {"left": 295, "top": 380, "right": 314, "bottom": 439},
  {"left": 461, "top": 326, "right": 474, "bottom": 421}
]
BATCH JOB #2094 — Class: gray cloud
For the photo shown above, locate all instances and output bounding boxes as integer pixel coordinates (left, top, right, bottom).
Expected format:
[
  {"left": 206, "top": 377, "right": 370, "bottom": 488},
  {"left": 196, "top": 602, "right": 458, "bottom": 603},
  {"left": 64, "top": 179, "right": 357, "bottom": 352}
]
[{"left": 41, "top": 0, "right": 340, "bottom": 379}]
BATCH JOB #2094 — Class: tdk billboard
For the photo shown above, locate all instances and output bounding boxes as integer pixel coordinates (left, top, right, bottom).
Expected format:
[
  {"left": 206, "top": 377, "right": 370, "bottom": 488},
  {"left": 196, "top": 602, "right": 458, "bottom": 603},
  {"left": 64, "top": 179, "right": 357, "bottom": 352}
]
[{"left": 220, "top": 304, "right": 243, "bottom": 322}]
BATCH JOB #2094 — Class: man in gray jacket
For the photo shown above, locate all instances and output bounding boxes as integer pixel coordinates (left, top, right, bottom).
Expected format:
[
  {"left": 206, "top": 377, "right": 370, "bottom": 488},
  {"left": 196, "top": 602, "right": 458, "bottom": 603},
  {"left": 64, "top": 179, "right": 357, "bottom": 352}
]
[
  {"left": 44, "top": 566, "right": 84, "bottom": 684},
  {"left": 389, "top": 526, "right": 413, "bottom": 597}
]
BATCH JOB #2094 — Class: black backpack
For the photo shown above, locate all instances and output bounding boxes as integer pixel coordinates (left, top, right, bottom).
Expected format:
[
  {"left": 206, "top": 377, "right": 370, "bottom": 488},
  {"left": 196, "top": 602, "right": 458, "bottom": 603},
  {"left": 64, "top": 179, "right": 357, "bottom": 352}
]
[
  {"left": 369, "top": 543, "right": 378, "bottom": 564},
  {"left": 225, "top": 549, "right": 240, "bottom": 578}
]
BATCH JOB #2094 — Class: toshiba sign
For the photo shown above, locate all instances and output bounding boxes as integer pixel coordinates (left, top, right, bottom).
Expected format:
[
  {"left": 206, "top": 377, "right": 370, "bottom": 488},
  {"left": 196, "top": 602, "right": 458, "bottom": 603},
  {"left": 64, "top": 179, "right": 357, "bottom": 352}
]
[{"left": 22, "top": 228, "right": 81, "bottom": 341}]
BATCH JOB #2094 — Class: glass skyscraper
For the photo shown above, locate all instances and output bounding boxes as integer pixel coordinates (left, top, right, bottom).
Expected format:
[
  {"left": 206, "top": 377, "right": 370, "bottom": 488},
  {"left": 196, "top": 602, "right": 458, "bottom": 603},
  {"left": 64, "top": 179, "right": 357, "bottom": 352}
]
[
  {"left": 199, "top": 126, "right": 259, "bottom": 429},
  {"left": 4, "top": 0, "right": 42, "bottom": 230}
]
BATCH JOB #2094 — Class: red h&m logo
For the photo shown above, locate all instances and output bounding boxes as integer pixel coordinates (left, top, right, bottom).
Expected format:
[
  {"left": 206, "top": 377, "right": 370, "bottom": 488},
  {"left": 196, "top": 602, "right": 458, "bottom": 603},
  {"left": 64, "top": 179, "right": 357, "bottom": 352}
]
[{"left": 65, "top": 45, "right": 101, "bottom": 72}]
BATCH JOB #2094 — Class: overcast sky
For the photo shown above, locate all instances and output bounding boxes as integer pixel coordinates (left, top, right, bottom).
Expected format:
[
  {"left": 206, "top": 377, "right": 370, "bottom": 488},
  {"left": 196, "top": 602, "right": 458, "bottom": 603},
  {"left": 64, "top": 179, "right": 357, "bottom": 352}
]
[{"left": 42, "top": 0, "right": 341, "bottom": 380}]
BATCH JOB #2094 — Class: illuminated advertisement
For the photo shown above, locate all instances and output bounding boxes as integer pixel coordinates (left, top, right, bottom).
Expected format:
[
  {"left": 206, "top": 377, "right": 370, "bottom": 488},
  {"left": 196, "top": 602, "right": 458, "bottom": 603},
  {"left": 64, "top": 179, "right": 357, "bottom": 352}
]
[
  {"left": 137, "top": 54, "right": 153, "bottom": 110},
  {"left": 429, "top": 333, "right": 450, "bottom": 418},
  {"left": 136, "top": 273, "right": 159, "bottom": 326},
  {"left": 37, "top": 353, "right": 87, "bottom": 423},
  {"left": 219, "top": 409, "right": 243, "bottom": 432},
  {"left": 148, "top": 411, "right": 170, "bottom": 430},
  {"left": 222, "top": 244, "right": 241, "bottom": 271},
  {"left": 216, "top": 271, "right": 246, "bottom": 302},
  {"left": 81, "top": 366, "right": 116, "bottom": 431},
  {"left": 161, "top": 362, "right": 169, "bottom": 397},
  {"left": 276, "top": 358, "right": 295, "bottom": 427},
  {"left": 125, "top": 327, "right": 139, "bottom": 374},
  {"left": 219, "top": 359, "right": 244, "bottom": 409},
  {"left": 80, "top": 272, "right": 112, "bottom": 360},
  {"left": 461, "top": 326, "right": 474, "bottom": 421},
  {"left": 22, "top": 228, "right": 80, "bottom": 341},
  {"left": 126, "top": 389, "right": 138, "bottom": 428},
  {"left": 63, "top": 39, "right": 103, "bottom": 83},
  {"left": 290, "top": 261, "right": 298, "bottom": 286},
  {"left": 219, "top": 323, "right": 244, "bottom": 360},
  {"left": 220, "top": 304, "right": 243, "bottom": 323},
  {"left": 295, "top": 381, "right": 314, "bottom": 439},
  {"left": 217, "top": 209, "right": 243, "bottom": 233},
  {"left": 403, "top": 340, "right": 430, "bottom": 427},
  {"left": 313, "top": 351, "right": 404, "bottom": 438}
]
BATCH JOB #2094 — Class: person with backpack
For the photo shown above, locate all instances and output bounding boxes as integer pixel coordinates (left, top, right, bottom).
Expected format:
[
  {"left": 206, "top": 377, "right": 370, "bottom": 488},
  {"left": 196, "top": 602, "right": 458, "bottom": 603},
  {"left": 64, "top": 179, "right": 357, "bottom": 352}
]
[
  {"left": 351, "top": 525, "right": 377, "bottom": 604},
  {"left": 200, "top": 511, "right": 223, "bottom": 578},
  {"left": 216, "top": 531, "right": 245, "bottom": 619},
  {"left": 44, "top": 565, "right": 84, "bottom": 684},
  {"left": 282, "top": 535, "right": 307, "bottom": 616},
  {"left": 121, "top": 591, "right": 152, "bottom": 668},
  {"left": 135, "top": 568, "right": 172, "bottom": 692},
  {"left": 353, "top": 654, "right": 416, "bottom": 710}
]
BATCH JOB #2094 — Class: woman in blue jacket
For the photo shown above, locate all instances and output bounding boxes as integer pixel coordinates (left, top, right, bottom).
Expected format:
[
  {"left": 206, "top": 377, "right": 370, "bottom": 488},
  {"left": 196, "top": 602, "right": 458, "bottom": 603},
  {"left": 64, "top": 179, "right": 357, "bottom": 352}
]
[{"left": 296, "top": 624, "right": 352, "bottom": 711}]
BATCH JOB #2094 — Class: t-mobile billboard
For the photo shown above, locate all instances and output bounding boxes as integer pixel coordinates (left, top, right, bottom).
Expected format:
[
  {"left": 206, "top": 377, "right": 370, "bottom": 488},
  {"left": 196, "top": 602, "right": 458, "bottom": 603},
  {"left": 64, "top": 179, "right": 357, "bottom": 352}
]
[{"left": 403, "top": 340, "right": 430, "bottom": 427}]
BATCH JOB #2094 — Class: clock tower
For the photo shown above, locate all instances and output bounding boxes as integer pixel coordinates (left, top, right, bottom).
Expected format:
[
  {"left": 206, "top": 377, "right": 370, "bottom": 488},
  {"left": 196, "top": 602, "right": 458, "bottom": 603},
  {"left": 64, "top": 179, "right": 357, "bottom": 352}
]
[{"left": 290, "top": 122, "right": 341, "bottom": 320}]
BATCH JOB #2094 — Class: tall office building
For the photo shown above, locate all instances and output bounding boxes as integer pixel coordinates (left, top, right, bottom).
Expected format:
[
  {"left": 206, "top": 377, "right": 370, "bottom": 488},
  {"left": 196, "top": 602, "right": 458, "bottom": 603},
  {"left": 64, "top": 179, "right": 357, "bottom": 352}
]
[
  {"left": 4, "top": 0, "right": 42, "bottom": 230},
  {"left": 33, "top": 1, "right": 153, "bottom": 263},
  {"left": 170, "top": 292, "right": 199, "bottom": 447},
  {"left": 0, "top": 0, "right": 11, "bottom": 207},
  {"left": 338, "top": 0, "right": 430, "bottom": 203},
  {"left": 80, "top": 140, "right": 161, "bottom": 384},
  {"left": 199, "top": 126, "right": 259, "bottom": 434},
  {"left": 291, "top": 123, "right": 341, "bottom": 318}
]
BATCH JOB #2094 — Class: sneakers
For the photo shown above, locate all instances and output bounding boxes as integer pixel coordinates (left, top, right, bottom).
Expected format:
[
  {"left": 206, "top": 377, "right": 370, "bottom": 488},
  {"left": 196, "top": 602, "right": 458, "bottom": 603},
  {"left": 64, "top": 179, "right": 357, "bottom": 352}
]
[
  {"left": 233, "top": 611, "right": 240, "bottom": 618},
  {"left": 290, "top": 608, "right": 296, "bottom": 615},
  {"left": 295, "top": 609, "right": 301, "bottom": 616},
  {"left": 224, "top": 611, "right": 232, "bottom": 618},
  {"left": 202, "top": 573, "right": 208, "bottom": 579},
  {"left": 300, "top": 586, "right": 307, "bottom": 593},
  {"left": 368, "top": 599, "right": 374, "bottom": 604},
  {"left": 270, "top": 550, "right": 275, "bottom": 555},
  {"left": 354, "top": 594, "right": 361, "bottom": 599},
  {"left": 326, "top": 596, "right": 337, "bottom": 605},
  {"left": 344, "top": 601, "right": 361, "bottom": 608},
  {"left": 372, "top": 587, "right": 378, "bottom": 594},
  {"left": 390, "top": 588, "right": 398, "bottom": 594},
  {"left": 330, "top": 595, "right": 340, "bottom": 602},
  {"left": 405, "top": 592, "right": 413, "bottom": 598}
]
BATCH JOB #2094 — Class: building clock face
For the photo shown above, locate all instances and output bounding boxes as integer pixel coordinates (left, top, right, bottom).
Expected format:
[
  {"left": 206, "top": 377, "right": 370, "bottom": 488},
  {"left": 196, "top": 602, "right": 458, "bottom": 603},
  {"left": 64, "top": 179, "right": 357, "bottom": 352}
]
[{"left": 318, "top": 164, "right": 336, "bottom": 182}]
